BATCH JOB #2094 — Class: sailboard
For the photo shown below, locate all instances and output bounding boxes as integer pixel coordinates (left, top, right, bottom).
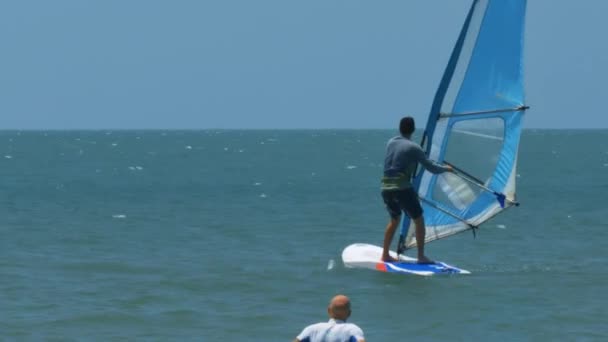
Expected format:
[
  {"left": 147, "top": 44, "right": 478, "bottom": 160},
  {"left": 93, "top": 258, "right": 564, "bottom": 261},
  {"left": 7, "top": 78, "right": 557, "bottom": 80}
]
[
  {"left": 343, "top": 0, "right": 528, "bottom": 275},
  {"left": 342, "top": 243, "right": 470, "bottom": 276}
]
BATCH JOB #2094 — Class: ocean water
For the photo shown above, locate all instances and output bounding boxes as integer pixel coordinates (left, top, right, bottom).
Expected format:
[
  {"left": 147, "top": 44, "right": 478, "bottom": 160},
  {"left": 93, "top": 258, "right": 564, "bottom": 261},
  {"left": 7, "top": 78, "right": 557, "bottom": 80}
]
[{"left": 1, "top": 129, "right": 607, "bottom": 341}]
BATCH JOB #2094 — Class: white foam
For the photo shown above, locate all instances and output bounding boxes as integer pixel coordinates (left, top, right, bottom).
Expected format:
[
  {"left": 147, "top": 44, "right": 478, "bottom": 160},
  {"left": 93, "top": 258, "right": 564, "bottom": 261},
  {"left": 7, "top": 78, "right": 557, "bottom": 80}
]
[
  {"left": 111, "top": 143, "right": 118, "bottom": 147},
  {"left": 185, "top": 145, "right": 192, "bottom": 150},
  {"left": 260, "top": 193, "right": 267, "bottom": 198},
  {"left": 346, "top": 165, "right": 357, "bottom": 170},
  {"left": 327, "top": 259, "right": 335, "bottom": 270},
  {"left": 4, "top": 155, "right": 12, "bottom": 159},
  {"left": 112, "top": 214, "right": 127, "bottom": 219},
  {"left": 497, "top": 224, "right": 506, "bottom": 229},
  {"left": 253, "top": 182, "right": 262, "bottom": 186},
  {"left": 224, "top": 147, "right": 229, "bottom": 151}
]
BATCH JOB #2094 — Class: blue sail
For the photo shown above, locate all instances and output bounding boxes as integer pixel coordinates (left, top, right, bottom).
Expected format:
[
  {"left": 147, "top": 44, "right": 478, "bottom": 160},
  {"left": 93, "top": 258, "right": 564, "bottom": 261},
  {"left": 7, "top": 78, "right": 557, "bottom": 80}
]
[{"left": 399, "top": 0, "right": 528, "bottom": 250}]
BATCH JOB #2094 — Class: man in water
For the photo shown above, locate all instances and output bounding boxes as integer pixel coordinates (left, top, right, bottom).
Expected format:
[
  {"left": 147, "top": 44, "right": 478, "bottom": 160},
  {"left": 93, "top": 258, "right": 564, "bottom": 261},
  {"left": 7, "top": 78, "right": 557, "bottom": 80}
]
[
  {"left": 381, "top": 116, "right": 452, "bottom": 263},
  {"left": 294, "top": 294, "right": 365, "bottom": 342}
]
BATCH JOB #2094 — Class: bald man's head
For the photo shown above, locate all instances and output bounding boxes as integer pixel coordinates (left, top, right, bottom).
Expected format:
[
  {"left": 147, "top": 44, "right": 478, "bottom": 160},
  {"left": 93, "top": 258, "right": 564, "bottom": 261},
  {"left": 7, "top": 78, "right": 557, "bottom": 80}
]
[{"left": 327, "top": 295, "right": 352, "bottom": 320}]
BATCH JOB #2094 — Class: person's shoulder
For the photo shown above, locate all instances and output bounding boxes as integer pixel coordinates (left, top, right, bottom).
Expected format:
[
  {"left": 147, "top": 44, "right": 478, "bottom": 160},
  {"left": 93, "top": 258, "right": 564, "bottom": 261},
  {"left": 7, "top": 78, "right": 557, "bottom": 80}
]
[
  {"left": 302, "top": 321, "right": 329, "bottom": 331},
  {"left": 346, "top": 322, "right": 364, "bottom": 330},
  {"left": 345, "top": 323, "right": 365, "bottom": 340}
]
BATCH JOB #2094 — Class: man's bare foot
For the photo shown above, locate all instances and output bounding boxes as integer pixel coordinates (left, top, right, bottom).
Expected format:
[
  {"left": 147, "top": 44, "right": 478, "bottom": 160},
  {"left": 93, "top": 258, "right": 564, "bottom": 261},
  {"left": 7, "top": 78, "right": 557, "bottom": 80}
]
[
  {"left": 417, "top": 255, "right": 434, "bottom": 264},
  {"left": 381, "top": 255, "right": 399, "bottom": 262}
]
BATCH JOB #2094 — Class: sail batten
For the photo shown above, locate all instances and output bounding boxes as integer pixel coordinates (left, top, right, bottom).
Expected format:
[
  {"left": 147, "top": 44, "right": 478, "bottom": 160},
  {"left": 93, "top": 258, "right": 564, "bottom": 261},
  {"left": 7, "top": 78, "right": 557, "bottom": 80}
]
[
  {"left": 398, "top": 0, "right": 528, "bottom": 251},
  {"left": 440, "top": 105, "right": 529, "bottom": 118}
]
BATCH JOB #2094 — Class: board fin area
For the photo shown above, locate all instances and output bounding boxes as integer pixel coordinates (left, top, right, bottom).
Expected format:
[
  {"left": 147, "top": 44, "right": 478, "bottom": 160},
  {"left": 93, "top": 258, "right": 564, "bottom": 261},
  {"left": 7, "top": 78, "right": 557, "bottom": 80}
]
[{"left": 341, "top": 243, "right": 470, "bottom": 276}]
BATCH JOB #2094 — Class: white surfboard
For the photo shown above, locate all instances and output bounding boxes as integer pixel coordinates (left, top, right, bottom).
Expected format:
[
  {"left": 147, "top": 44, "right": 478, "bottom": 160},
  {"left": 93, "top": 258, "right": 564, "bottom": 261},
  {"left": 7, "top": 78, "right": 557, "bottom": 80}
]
[{"left": 342, "top": 243, "right": 470, "bottom": 276}]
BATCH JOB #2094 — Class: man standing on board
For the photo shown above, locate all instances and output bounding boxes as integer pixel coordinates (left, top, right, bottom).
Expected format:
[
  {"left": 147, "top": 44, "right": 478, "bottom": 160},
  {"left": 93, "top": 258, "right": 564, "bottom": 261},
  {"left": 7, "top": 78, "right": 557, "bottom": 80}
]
[
  {"left": 381, "top": 116, "right": 452, "bottom": 263},
  {"left": 294, "top": 294, "right": 365, "bottom": 342}
]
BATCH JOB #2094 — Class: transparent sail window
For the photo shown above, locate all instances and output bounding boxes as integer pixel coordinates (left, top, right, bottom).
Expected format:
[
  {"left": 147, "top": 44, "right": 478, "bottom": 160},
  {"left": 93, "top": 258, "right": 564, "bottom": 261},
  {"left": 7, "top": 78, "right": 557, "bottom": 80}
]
[{"left": 431, "top": 117, "right": 505, "bottom": 210}]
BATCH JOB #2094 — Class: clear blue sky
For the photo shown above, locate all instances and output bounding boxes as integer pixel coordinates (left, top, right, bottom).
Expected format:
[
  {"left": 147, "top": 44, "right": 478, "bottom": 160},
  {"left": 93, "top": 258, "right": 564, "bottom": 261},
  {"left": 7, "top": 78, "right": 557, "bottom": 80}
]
[{"left": 1, "top": 0, "right": 606, "bottom": 129}]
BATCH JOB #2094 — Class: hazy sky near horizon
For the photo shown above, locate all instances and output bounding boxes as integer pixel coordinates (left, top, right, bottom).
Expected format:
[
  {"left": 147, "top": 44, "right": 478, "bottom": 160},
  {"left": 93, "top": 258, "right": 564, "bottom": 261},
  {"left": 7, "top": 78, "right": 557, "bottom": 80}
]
[{"left": 1, "top": 0, "right": 607, "bottom": 129}]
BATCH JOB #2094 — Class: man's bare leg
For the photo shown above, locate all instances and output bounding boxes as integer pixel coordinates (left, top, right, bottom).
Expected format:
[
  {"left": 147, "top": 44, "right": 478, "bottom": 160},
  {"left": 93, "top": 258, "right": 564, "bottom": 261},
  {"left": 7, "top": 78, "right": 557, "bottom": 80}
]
[
  {"left": 413, "top": 215, "right": 433, "bottom": 264},
  {"left": 381, "top": 217, "right": 400, "bottom": 262}
]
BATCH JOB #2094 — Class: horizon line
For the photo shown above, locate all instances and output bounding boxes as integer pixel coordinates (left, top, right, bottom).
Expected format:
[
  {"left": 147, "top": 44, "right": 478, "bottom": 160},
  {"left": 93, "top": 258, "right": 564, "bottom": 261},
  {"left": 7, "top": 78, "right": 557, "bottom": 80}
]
[{"left": 0, "top": 127, "right": 607, "bottom": 131}]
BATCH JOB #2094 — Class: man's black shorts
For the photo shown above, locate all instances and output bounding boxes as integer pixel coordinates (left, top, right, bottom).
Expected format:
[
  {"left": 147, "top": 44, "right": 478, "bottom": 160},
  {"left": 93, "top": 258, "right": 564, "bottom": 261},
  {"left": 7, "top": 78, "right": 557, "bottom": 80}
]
[{"left": 381, "top": 188, "right": 423, "bottom": 220}]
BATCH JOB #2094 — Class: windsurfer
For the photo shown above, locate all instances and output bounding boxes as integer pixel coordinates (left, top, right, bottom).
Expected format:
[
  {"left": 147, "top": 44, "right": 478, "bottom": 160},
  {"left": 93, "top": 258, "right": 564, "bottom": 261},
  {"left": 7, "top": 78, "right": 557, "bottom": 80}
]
[{"left": 381, "top": 116, "right": 453, "bottom": 263}]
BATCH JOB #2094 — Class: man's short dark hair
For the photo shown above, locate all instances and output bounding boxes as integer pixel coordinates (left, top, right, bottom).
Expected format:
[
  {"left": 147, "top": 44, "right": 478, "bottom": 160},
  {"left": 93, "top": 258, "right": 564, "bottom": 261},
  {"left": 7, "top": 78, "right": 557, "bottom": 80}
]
[{"left": 399, "top": 116, "right": 416, "bottom": 136}]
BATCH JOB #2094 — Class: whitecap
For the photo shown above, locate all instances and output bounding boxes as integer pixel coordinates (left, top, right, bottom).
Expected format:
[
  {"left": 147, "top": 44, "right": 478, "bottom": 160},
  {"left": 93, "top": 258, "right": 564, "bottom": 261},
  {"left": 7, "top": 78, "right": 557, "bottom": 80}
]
[
  {"left": 497, "top": 224, "right": 506, "bottom": 229},
  {"left": 185, "top": 145, "right": 192, "bottom": 150},
  {"left": 135, "top": 166, "right": 143, "bottom": 170},
  {"left": 253, "top": 182, "right": 262, "bottom": 186},
  {"left": 224, "top": 147, "right": 229, "bottom": 151},
  {"left": 112, "top": 214, "right": 127, "bottom": 219},
  {"left": 260, "top": 193, "right": 267, "bottom": 198},
  {"left": 327, "top": 259, "right": 335, "bottom": 270},
  {"left": 346, "top": 165, "right": 357, "bottom": 170},
  {"left": 111, "top": 143, "right": 118, "bottom": 147},
  {"left": 238, "top": 149, "right": 245, "bottom": 153},
  {"left": 4, "top": 155, "right": 12, "bottom": 159}
]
